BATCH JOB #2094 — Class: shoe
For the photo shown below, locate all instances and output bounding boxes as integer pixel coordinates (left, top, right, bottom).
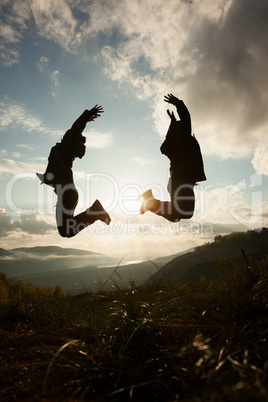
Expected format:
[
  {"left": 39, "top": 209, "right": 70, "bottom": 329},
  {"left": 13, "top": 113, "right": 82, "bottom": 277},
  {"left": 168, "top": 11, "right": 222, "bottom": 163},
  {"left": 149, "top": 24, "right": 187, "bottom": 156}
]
[
  {"left": 140, "top": 201, "right": 147, "bottom": 214},
  {"left": 138, "top": 189, "right": 155, "bottom": 214},
  {"left": 137, "top": 189, "right": 153, "bottom": 201},
  {"left": 89, "top": 200, "right": 111, "bottom": 225},
  {"left": 36, "top": 172, "right": 55, "bottom": 188}
]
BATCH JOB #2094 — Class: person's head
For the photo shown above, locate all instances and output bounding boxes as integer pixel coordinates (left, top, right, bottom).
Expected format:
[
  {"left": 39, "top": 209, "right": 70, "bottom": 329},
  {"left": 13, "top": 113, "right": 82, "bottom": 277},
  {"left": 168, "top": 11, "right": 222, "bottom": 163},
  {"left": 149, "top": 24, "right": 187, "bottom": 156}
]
[{"left": 73, "top": 141, "right": 86, "bottom": 158}]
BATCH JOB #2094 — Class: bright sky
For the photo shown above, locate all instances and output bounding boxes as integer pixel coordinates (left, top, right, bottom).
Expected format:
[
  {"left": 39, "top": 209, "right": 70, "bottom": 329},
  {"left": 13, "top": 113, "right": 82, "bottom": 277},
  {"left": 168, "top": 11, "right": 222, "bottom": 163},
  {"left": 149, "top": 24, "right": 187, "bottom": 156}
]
[{"left": 0, "top": 0, "right": 268, "bottom": 260}]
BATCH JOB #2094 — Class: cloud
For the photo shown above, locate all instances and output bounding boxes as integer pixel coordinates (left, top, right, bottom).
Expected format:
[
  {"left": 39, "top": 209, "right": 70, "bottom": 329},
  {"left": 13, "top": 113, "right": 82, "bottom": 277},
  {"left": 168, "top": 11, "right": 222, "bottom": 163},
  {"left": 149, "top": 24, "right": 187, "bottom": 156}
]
[
  {"left": 1, "top": 0, "right": 268, "bottom": 166},
  {"left": 211, "top": 200, "right": 268, "bottom": 233},
  {"left": 85, "top": 129, "right": 113, "bottom": 149},
  {"left": 37, "top": 55, "right": 49, "bottom": 73},
  {"left": 131, "top": 157, "right": 155, "bottom": 166},
  {"left": 0, "top": 98, "right": 62, "bottom": 136},
  {"left": 0, "top": 98, "right": 112, "bottom": 149},
  {"left": 210, "top": 222, "right": 250, "bottom": 235},
  {"left": 14, "top": 212, "right": 55, "bottom": 235},
  {"left": 50, "top": 70, "right": 59, "bottom": 87},
  {"left": 0, "top": 208, "right": 54, "bottom": 237},
  {"left": 50, "top": 70, "right": 60, "bottom": 97},
  {"left": 0, "top": 1, "right": 30, "bottom": 66},
  {"left": 93, "top": 0, "right": 268, "bottom": 163},
  {"left": 194, "top": 184, "right": 235, "bottom": 221},
  {"left": 17, "top": 144, "right": 35, "bottom": 151},
  {"left": 11, "top": 1, "right": 31, "bottom": 27},
  {"left": 0, "top": 23, "right": 21, "bottom": 44},
  {"left": 180, "top": 0, "right": 268, "bottom": 160},
  {"left": 194, "top": 179, "right": 265, "bottom": 231},
  {"left": 37, "top": 58, "right": 60, "bottom": 97},
  {"left": 30, "top": 0, "right": 79, "bottom": 52},
  {"left": 37, "top": 57, "right": 61, "bottom": 98},
  {"left": 251, "top": 143, "right": 268, "bottom": 175},
  {"left": 0, "top": 208, "right": 14, "bottom": 237},
  {"left": 0, "top": 158, "right": 43, "bottom": 176},
  {"left": 100, "top": 46, "right": 164, "bottom": 100}
]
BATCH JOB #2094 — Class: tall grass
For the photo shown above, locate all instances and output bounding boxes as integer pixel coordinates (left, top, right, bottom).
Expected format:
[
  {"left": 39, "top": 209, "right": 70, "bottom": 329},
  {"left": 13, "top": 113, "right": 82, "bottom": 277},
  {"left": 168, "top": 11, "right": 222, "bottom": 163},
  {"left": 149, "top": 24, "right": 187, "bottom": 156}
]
[{"left": 0, "top": 253, "right": 267, "bottom": 401}]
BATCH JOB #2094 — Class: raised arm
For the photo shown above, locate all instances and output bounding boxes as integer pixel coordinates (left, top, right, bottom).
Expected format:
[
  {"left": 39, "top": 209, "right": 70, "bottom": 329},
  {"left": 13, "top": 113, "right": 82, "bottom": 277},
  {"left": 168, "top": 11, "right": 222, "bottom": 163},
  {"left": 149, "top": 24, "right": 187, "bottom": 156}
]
[
  {"left": 164, "top": 94, "right": 191, "bottom": 136},
  {"left": 70, "top": 105, "right": 104, "bottom": 135}
]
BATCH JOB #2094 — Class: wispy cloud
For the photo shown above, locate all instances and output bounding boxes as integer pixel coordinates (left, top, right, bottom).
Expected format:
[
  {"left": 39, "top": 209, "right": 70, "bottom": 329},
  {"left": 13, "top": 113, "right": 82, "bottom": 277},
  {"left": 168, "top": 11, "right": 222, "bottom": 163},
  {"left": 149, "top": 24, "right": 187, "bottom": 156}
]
[
  {"left": 0, "top": 99, "right": 45, "bottom": 132},
  {"left": 131, "top": 157, "right": 155, "bottom": 166},
  {"left": 50, "top": 70, "right": 60, "bottom": 97},
  {"left": 0, "top": 97, "right": 113, "bottom": 154},
  {"left": 0, "top": 98, "right": 113, "bottom": 150},
  {"left": 100, "top": 46, "right": 164, "bottom": 101},
  {"left": 37, "top": 55, "right": 50, "bottom": 73},
  {"left": 0, "top": 158, "right": 43, "bottom": 176},
  {"left": 0, "top": 25, "right": 21, "bottom": 66},
  {"left": 0, "top": 1, "right": 30, "bottom": 66},
  {"left": 0, "top": 98, "right": 62, "bottom": 136},
  {"left": 17, "top": 144, "right": 35, "bottom": 151},
  {"left": 30, "top": 0, "right": 79, "bottom": 52},
  {"left": 36, "top": 57, "right": 60, "bottom": 97},
  {"left": 85, "top": 129, "right": 113, "bottom": 149}
]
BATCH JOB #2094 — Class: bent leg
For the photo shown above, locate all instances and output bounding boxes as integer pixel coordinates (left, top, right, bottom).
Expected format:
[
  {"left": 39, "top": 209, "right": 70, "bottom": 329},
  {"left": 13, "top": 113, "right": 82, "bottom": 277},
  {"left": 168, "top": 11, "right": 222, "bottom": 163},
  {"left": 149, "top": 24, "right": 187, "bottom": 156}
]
[
  {"left": 56, "top": 185, "right": 78, "bottom": 237},
  {"left": 139, "top": 182, "right": 195, "bottom": 222},
  {"left": 56, "top": 185, "right": 110, "bottom": 238},
  {"left": 170, "top": 182, "right": 195, "bottom": 221},
  {"left": 73, "top": 199, "right": 111, "bottom": 231}
]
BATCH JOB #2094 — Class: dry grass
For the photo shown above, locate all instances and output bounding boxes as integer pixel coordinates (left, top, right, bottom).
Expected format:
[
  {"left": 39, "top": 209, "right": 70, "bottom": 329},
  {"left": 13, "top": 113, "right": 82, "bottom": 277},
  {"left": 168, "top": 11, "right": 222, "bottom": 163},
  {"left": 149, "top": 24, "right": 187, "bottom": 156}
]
[{"left": 0, "top": 254, "right": 267, "bottom": 401}]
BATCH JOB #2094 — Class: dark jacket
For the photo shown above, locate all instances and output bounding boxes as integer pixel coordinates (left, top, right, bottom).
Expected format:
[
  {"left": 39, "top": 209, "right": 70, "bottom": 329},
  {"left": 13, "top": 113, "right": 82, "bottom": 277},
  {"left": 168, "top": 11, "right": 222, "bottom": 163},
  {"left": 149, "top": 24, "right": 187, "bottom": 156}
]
[
  {"left": 160, "top": 100, "right": 206, "bottom": 183},
  {"left": 38, "top": 110, "right": 91, "bottom": 187}
]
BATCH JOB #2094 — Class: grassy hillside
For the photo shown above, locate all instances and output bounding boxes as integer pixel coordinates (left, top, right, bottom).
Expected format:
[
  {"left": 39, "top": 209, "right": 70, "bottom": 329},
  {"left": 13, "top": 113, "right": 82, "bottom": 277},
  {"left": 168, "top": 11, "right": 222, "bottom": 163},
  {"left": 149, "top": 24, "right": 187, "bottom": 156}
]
[
  {"left": 150, "top": 228, "right": 268, "bottom": 284},
  {"left": 0, "top": 249, "right": 267, "bottom": 401}
]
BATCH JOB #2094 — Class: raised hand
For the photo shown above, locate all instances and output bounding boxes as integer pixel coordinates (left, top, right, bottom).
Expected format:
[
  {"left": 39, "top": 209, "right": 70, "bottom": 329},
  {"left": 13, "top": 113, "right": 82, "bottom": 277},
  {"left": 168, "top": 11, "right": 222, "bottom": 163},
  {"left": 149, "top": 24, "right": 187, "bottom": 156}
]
[
  {"left": 87, "top": 105, "right": 104, "bottom": 122},
  {"left": 167, "top": 109, "right": 176, "bottom": 122},
  {"left": 164, "top": 93, "right": 179, "bottom": 105}
]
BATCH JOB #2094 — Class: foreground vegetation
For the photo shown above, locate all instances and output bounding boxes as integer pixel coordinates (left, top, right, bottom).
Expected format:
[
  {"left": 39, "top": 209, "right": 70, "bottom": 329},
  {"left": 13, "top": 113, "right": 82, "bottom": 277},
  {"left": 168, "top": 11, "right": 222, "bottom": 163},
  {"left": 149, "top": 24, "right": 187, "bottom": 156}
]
[{"left": 0, "top": 250, "right": 267, "bottom": 401}]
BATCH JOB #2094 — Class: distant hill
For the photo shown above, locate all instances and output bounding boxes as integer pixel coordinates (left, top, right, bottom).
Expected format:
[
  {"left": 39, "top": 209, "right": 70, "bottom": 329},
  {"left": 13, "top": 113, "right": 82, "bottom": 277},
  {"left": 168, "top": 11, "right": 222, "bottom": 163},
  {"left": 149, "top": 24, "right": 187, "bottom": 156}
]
[
  {"left": 0, "top": 246, "right": 167, "bottom": 293},
  {"left": 0, "top": 248, "right": 11, "bottom": 256},
  {"left": 0, "top": 245, "right": 191, "bottom": 282},
  {"left": 10, "top": 261, "right": 159, "bottom": 293},
  {"left": 149, "top": 228, "right": 268, "bottom": 284},
  {"left": 12, "top": 246, "right": 98, "bottom": 256},
  {"left": 152, "top": 247, "right": 195, "bottom": 266},
  {"left": 0, "top": 246, "right": 119, "bottom": 277},
  {"left": 2, "top": 228, "right": 267, "bottom": 293}
]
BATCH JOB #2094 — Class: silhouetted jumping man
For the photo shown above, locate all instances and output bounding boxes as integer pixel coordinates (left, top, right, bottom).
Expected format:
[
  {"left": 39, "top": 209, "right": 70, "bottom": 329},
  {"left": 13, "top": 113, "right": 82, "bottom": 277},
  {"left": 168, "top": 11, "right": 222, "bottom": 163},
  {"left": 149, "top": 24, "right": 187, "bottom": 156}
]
[
  {"left": 37, "top": 105, "right": 111, "bottom": 238},
  {"left": 139, "top": 94, "right": 206, "bottom": 222}
]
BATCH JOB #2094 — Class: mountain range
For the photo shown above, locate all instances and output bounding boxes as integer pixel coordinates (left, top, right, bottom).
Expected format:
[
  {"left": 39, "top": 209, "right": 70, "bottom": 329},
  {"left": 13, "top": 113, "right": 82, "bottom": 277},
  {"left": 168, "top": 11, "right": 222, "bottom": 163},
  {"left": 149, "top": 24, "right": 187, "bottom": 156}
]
[
  {"left": 0, "top": 246, "right": 189, "bottom": 293},
  {"left": 1, "top": 228, "right": 267, "bottom": 293}
]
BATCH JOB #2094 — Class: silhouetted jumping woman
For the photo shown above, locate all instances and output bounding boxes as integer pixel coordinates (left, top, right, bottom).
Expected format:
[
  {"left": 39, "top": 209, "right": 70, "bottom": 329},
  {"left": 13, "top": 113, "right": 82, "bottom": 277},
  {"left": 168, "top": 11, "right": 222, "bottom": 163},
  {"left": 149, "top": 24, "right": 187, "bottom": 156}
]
[
  {"left": 37, "top": 105, "right": 111, "bottom": 238},
  {"left": 139, "top": 94, "right": 206, "bottom": 222}
]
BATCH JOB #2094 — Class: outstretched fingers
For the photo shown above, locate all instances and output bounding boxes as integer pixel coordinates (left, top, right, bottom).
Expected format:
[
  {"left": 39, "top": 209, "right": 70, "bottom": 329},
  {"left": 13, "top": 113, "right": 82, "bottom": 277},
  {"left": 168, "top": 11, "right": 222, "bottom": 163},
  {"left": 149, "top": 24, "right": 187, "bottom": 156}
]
[
  {"left": 93, "top": 104, "right": 104, "bottom": 114},
  {"left": 88, "top": 104, "right": 104, "bottom": 121},
  {"left": 167, "top": 109, "right": 176, "bottom": 121},
  {"left": 164, "top": 93, "right": 178, "bottom": 105}
]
